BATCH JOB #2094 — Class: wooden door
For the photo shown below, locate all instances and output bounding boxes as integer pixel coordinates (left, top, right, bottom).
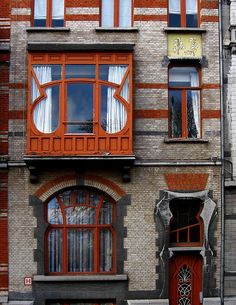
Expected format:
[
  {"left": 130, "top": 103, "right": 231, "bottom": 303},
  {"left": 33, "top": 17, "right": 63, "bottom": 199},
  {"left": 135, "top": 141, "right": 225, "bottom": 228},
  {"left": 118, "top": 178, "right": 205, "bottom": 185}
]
[{"left": 169, "top": 253, "right": 202, "bottom": 305}]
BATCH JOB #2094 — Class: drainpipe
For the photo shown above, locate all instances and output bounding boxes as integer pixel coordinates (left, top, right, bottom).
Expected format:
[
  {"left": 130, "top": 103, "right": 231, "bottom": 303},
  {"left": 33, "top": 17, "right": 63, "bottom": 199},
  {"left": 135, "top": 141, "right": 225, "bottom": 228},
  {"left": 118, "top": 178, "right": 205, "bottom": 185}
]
[{"left": 218, "top": 0, "right": 225, "bottom": 304}]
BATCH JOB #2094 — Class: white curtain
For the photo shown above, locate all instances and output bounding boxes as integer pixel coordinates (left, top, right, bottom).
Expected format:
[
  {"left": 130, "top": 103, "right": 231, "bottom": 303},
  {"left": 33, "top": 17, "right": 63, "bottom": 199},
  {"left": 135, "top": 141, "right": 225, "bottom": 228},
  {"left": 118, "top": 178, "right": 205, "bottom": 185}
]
[
  {"left": 169, "top": 0, "right": 180, "bottom": 14},
  {"left": 190, "top": 72, "right": 200, "bottom": 138},
  {"left": 32, "top": 66, "right": 52, "bottom": 133},
  {"left": 34, "top": 0, "right": 46, "bottom": 20},
  {"left": 48, "top": 229, "right": 62, "bottom": 272},
  {"left": 107, "top": 66, "right": 128, "bottom": 133},
  {"left": 100, "top": 230, "right": 113, "bottom": 271},
  {"left": 119, "top": 0, "right": 131, "bottom": 27},
  {"left": 102, "top": 0, "right": 114, "bottom": 27},
  {"left": 52, "top": 0, "right": 64, "bottom": 20},
  {"left": 186, "top": 0, "right": 197, "bottom": 14}
]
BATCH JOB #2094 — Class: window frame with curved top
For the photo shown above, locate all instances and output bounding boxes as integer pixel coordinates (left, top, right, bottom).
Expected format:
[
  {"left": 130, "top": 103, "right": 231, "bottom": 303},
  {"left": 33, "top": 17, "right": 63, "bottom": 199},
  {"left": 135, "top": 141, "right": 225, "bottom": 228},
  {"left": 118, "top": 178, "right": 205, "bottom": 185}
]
[
  {"left": 45, "top": 187, "right": 116, "bottom": 275},
  {"left": 27, "top": 52, "right": 133, "bottom": 156},
  {"left": 169, "top": 198, "right": 203, "bottom": 247}
]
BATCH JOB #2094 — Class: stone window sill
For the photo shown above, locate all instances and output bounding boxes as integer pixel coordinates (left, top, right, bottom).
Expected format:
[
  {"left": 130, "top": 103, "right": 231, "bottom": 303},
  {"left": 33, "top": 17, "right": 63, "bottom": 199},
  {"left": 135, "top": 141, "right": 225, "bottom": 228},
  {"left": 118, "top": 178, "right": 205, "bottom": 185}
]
[
  {"left": 164, "top": 138, "right": 208, "bottom": 144},
  {"left": 33, "top": 274, "right": 128, "bottom": 282},
  {"left": 26, "top": 27, "right": 70, "bottom": 32},
  {"left": 95, "top": 27, "right": 139, "bottom": 32},
  {"left": 164, "top": 27, "right": 206, "bottom": 33}
]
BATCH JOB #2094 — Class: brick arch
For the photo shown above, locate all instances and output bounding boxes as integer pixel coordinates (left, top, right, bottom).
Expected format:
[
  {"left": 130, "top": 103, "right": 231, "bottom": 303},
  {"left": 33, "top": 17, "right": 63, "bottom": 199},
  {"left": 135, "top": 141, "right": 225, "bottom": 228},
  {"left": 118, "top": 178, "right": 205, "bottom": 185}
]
[{"left": 34, "top": 174, "right": 126, "bottom": 202}]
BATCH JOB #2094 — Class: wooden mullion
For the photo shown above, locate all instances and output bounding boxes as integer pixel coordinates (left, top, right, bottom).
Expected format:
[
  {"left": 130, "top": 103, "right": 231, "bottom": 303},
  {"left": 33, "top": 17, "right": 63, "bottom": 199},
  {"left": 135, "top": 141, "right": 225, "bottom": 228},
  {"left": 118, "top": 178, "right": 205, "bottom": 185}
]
[
  {"left": 63, "top": 227, "right": 67, "bottom": 273},
  {"left": 47, "top": 0, "right": 52, "bottom": 27},
  {"left": 94, "top": 227, "right": 99, "bottom": 272},
  {"left": 181, "top": 0, "right": 186, "bottom": 27},
  {"left": 114, "top": 0, "right": 119, "bottom": 27}
]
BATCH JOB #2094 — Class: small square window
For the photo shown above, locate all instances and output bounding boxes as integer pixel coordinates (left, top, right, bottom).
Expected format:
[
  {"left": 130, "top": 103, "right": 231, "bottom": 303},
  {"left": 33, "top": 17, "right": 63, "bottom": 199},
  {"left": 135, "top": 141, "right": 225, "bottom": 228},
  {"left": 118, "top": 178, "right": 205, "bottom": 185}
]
[
  {"left": 168, "top": 0, "right": 199, "bottom": 28},
  {"left": 33, "top": 0, "right": 64, "bottom": 27},
  {"left": 101, "top": 0, "right": 132, "bottom": 28}
]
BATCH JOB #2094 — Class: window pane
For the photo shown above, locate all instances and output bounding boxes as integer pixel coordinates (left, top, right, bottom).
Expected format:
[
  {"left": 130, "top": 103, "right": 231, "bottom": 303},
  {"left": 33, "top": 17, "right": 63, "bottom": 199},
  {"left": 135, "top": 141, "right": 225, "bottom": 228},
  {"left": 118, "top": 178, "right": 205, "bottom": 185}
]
[
  {"left": 52, "top": 0, "right": 64, "bottom": 27},
  {"left": 102, "top": 0, "right": 114, "bottom": 27},
  {"left": 119, "top": 0, "right": 131, "bottom": 27},
  {"left": 169, "top": 0, "right": 180, "bottom": 27},
  {"left": 120, "top": 75, "right": 130, "bottom": 103},
  {"left": 48, "top": 198, "right": 63, "bottom": 224},
  {"left": 34, "top": 0, "right": 46, "bottom": 27},
  {"left": 169, "top": 67, "right": 199, "bottom": 87},
  {"left": 190, "top": 225, "right": 200, "bottom": 242},
  {"left": 100, "top": 229, "right": 113, "bottom": 272},
  {"left": 169, "top": 14, "right": 181, "bottom": 27},
  {"left": 67, "top": 83, "right": 93, "bottom": 133},
  {"left": 99, "top": 65, "right": 127, "bottom": 84},
  {"left": 66, "top": 65, "right": 96, "bottom": 79},
  {"left": 68, "top": 229, "right": 94, "bottom": 272},
  {"left": 66, "top": 206, "right": 96, "bottom": 224},
  {"left": 48, "top": 229, "right": 62, "bottom": 272},
  {"left": 187, "top": 90, "right": 200, "bottom": 138},
  {"left": 169, "top": 90, "right": 182, "bottom": 138},
  {"left": 99, "top": 200, "right": 113, "bottom": 224},
  {"left": 186, "top": 0, "right": 198, "bottom": 27},
  {"left": 100, "top": 85, "right": 127, "bottom": 133},
  {"left": 33, "top": 85, "right": 59, "bottom": 133},
  {"left": 186, "top": 14, "right": 198, "bottom": 27},
  {"left": 33, "top": 65, "right": 62, "bottom": 84}
]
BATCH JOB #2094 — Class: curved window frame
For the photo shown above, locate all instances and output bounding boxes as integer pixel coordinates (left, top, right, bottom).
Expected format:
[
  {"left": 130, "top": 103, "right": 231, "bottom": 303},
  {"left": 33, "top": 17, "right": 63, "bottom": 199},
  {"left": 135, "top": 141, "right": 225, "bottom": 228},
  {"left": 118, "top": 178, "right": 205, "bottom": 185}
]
[
  {"left": 45, "top": 188, "right": 116, "bottom": 275},
  {"left": 168, "top": 65, "right": 202, "bottom": 139}
]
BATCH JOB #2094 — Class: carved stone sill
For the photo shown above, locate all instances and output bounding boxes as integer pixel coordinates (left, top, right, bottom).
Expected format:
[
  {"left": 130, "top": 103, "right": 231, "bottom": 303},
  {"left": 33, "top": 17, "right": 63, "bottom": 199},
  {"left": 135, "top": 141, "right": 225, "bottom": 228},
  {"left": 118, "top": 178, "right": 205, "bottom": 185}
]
[
  {"left": 26, "top": 27, "right": 70, "bottom": 32},
  {"left": 95, "top": 27, "right": 139, "bottom": 32},
  {"left": 164, "top": 27, "right": 207, "bottom": 33},
  {"left": 164, "top": 138, "right": 208, "bottom": 144},
  {"left": 33, "top": 274, "right": 128, "bottom": 282}
]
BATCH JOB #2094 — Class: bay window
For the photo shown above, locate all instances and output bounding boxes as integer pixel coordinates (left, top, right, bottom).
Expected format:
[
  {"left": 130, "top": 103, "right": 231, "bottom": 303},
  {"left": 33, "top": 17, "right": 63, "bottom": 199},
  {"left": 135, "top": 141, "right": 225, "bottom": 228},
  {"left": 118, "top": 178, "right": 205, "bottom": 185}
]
[
  {"left": 101, "top": 0, "right": 132, "bottom": 28},
  {"left": 33, "top": 0, "right": 64, "bottom": 27},
  {"left": 46, "top": 188, "right": 116, "bottom": 274},
  {"left": 28, "top": 52, "right": 133, "bottom": 156},
  {"left": 168, "top": 0, "right": 199, "bottom": 28},
  {"left": 169, "top": 66, "right": 201, "bottom": 139}
]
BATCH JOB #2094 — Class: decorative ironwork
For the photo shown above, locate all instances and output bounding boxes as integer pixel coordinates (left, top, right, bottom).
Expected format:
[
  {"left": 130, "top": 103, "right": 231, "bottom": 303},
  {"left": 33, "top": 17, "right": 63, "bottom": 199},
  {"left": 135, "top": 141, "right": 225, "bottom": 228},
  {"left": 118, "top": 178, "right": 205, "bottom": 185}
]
[{"left": 178, "top": 265, "right": 191, "bottom": 305}]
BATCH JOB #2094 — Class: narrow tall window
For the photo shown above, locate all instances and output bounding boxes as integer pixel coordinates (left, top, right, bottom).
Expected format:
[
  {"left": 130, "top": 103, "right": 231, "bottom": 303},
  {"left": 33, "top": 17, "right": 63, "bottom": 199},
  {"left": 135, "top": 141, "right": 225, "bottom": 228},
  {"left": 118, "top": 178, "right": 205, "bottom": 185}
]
[
  {"left": 101, "top": 0, "right": 132, "bottom": 27},
  {"left": 169, "top": 0, "right": 198, "bottom": 28},
  {"left": 169, "top": 66, "right": 201, "bottom": 139},
  {"left": 46, "top": 188, "right": 116, "bottom": 274},
  {"left": 34, "top": 0, "right": 64, "bottom": 27}
]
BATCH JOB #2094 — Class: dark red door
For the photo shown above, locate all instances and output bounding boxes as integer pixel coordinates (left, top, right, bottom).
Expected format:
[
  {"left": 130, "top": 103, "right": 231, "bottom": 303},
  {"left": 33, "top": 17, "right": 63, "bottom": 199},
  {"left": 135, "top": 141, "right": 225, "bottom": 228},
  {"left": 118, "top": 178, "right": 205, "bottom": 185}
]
[{"left": 169, "top": 253, "right": 202, "bottom": 305}]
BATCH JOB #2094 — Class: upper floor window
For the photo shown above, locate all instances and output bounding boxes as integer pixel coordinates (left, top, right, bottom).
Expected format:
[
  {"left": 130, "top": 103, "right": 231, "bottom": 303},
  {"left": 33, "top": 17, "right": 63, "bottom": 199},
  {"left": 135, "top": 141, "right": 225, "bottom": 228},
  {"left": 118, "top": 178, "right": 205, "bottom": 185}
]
[
  {"left": 34, "top": 0, "right": 64, "bottom": 27},
  {"left": 46, "top": 188, "right": 116, "bottom": 274},
  {"left": 168, "top": 66, "right": 201, "bottom": 139},
  {"left": 28, "top": 52, "right": 133, "bottom": 156},
  {"left": 101, "top": 0, "right": 132, "bottom": 27},
  {"left": 168, "top": 0, "right": 199, "bottom": 28},
  {"left": 169, "top": 198, "right": 203, "bottom": 246}
]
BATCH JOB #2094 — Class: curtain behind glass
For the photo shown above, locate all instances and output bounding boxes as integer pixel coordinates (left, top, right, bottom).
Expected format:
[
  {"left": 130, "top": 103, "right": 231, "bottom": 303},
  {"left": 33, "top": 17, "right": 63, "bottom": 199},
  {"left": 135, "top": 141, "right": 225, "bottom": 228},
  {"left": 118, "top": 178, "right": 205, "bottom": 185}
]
[
  {"left": 52, "top": 0, "right": 64, "bottom": 19},
  {"left": 189, "top": 72, "right": 200, "bottom": 138},
  {"left": 102, "top": 0, "right": 114, "bottom": 27},
  {"left": 169, "top": 0, "right": 180, "bottom": 13},
  {"left": 119, "top": 0, "right": 131, "bottom": 27},
  {"left": 186, "top": 0, "right": 197, "bottom": 14},
  {"left": 107, "top": 66, "right": 128, "bottom": 133},
  {"left": 100, "top": 230, "right": 113, "bottom": 271},
  {"left": 34, "top": 0, "right": 46, "bottom": 19},
  {"left": 48, "top": 229, "right": 62, "bottom": 272},
  {"left": 32, "top": 66, "right": 52, "bottom": 133}
]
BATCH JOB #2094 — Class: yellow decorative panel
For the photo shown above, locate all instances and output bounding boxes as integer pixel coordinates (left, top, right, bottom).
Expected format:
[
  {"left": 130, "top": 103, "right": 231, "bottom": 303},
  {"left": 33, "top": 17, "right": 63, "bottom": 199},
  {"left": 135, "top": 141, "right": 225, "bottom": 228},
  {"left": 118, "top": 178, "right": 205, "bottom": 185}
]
[{"left": 168, "top": 33, "right": 202, "bottom": 58}]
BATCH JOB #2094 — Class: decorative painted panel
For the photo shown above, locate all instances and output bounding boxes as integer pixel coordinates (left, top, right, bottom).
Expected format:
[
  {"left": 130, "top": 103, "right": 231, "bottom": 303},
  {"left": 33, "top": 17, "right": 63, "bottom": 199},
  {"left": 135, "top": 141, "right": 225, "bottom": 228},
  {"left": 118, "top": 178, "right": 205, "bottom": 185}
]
[{"left": 168, "top": 34, "right": 202, "bottom": 59}]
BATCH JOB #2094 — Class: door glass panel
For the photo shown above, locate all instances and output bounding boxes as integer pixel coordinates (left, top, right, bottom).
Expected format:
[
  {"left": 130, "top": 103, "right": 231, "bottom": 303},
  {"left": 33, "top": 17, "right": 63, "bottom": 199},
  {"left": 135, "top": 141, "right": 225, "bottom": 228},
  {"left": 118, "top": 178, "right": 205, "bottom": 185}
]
[
  {"left": 66, "top": 83, "right": 93, "bottom": 133},
  {"left": 169, "top": 90, "right": 182, "bottom": 138}
]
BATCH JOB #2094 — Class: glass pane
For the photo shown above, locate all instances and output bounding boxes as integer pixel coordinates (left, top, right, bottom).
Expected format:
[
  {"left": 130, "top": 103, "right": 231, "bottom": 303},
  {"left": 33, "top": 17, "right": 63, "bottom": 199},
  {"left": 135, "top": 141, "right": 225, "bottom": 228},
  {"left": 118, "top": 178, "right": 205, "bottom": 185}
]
[
  {"left": 186, "top": 14, "right": 198, "bottom": 27},
  {"left": 169, "top": 90, "right": 182, "bottom": 138},
  {"left": 120, "top": 75, "right": 129, "bottom": 103},
  {"left": 34, "top": 0, "right": 46, "bottom": 26},
  {"left": 68, "top": 229, "right": 94, "bottom": 272},
  {"left": 89, "top": 192, "right": 101, "bottom": 207},
  {"left": 190, "top": 225, "right": 200, "bottom": 242},
  {"left": 31, "top": 77, "right": 40, "bottom": 103},
  {"left": 100, "top": 85, "right": 127, "bottom": 133},
  {"left": 99, "top": 65, "right": 127, "bottom": 84},
  {"left": 102, "top": 0, "right": 114, "bottom": 27},
  {"left": 179, "top": 228, "right": 188, "bottom": 242},
  {"left": 48, "top": 229, "right": 62, "bottom": 272},
  {"left": 187, "top": 90, "right": 200, "bottom": 138},
  {"left": 100, "top": 229, "right": 113, "bottom": 272},
  {"left": 33, "top": 86, "right": 59, "bottom": 133},
  {"left": 48, "top": 198, "right": 63, "bottom": 224},
  {"left": 169, "top": 67, "right": 199, "bottom": 87},
  {"left": 67, "top": 83, "right": 93, "bottom": 133},
  {"left": 169, "top": 0, "right": 180, "bottom": 27},
  {"left": 74, "top": 189, "right": 87, "bottom": 205},
  {"left": 52, "top": 0, "right": 64, "bottom": 27},
  {"left": 66, "top": 206, "right": 96, "bottom": 224},
  {"left": 66, "top": 65, "right": 96, "bottom": 79},
  {"left": 169, "top": 14, "right": 181, "bottom": 27},
  {"left": 99, "top": 200, "right": 113, "bottom": 224},
  {"left": 59, "top": 190, "right": 73, "bottom": 207},
  {"left": 34, "top": 19, "right": 46, "bottom": 27},
  {"left": 119, "top": 0, "right": 131, "bottom": 27},
  {"left": 33, "top": 65, "right": 62, "bottom": 84}
]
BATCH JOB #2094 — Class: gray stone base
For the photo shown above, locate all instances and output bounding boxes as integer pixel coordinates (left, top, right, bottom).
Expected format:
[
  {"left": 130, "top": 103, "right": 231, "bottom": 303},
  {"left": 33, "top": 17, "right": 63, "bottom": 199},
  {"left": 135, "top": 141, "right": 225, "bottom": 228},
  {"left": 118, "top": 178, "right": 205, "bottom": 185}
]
[
  {"left": 203, "top": 298, "right": 221, "bottom": 305},
  {"left": 224, "top": 297, "right": 236, "bottom": 305},
  {"left": 127, "top": 300, "right": 169, "bottom": 305}
]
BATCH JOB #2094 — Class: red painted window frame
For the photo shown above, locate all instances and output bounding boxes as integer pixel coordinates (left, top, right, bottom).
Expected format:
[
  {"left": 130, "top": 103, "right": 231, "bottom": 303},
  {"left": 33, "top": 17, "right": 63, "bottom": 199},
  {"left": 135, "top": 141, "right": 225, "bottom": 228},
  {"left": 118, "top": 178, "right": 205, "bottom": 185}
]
[
  {"left": 100, "top": 0, "right": 134, "bottom": 27},
  {"left": 168, "top": 65, "right": 202, "bottom": 139},
  {"left": 45, "top": 188, "right": 117, "bottom": 275},
  {"left": 168, "top": 0, "right": 200, "bottom": 28},
  {"left": 32, "top": 0, "right": 65, "bottom": 27},
  {"left": 169, "top": 199, "right": 203, "bottom": 247}
]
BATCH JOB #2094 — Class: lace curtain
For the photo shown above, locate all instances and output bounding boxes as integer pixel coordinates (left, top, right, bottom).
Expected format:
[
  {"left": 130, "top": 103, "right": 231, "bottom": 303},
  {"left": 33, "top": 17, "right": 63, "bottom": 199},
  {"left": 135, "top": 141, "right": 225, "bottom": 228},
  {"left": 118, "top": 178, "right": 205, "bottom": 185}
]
[
  {"left": 190, "top": 72, "right": 200, "bottom": 138},
  {"left": 169, "top": 0, "right": 180, "bottom": 14},
  {"left": 34, "top": 0, "right": 46, "bottom": 20}
]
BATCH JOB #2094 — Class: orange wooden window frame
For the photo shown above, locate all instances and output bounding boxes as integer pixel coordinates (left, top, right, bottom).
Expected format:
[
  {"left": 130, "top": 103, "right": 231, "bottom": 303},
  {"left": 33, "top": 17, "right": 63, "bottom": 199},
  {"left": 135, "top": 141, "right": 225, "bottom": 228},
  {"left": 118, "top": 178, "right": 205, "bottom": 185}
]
[
  {"left": 32, "top": 0, "right": 65, "bottom": 27},
  {"left": 168, "top": 0, "right": 200, "bottom": 28},
  {"left": 45, "top": 188, "right": 116, "bottom": 275},
  {"left": 169, "top": 200, "right": 203, "bottom": 247},
  {"left": 27, "top": 52, "right": 133, "bottom": 156},
  {"left": 168, "top": 65, "right": 202, "bottom": 139},
  {"left": 100, "top": 0, "right": 134, "bottom": 27}
]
